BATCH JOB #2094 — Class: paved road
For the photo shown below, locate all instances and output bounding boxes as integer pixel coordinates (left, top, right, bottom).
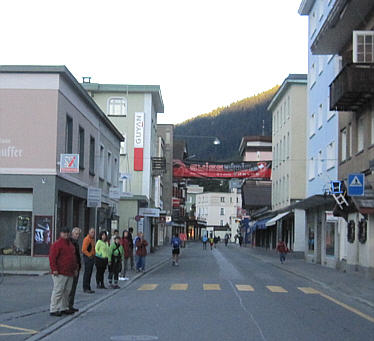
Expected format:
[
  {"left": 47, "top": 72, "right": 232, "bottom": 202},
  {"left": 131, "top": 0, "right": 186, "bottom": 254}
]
[
  {"left": 29, "top": 242, "right": 374, "bottom": 341},
  {"left": 2, "top": 243, "right": 374, "bottom": 340}
]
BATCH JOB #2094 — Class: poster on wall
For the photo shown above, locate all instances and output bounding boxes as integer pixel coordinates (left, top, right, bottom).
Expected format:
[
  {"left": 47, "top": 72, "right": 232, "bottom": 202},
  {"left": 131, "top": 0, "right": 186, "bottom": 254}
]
[{"left": 33, "top": 216, "right": 53, "bottom": 256}]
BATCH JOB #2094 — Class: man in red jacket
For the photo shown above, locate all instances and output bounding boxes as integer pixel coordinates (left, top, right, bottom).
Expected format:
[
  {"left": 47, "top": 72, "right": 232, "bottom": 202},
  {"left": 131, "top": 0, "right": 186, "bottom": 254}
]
[{"left": 49, "top": 227, "right": 78, "bottom": 316}]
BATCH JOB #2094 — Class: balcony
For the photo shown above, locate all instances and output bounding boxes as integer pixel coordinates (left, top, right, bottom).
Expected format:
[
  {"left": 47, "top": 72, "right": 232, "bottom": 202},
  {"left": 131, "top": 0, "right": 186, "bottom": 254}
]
[{"left": 330, "top": 63, "right": 374, "bottom": 112}]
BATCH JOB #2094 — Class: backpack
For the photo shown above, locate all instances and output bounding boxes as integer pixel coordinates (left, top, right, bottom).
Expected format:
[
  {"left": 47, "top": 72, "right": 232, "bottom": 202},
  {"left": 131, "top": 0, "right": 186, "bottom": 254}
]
[
  {"left": 172, "top": 238, "right": 180, "bottom": 249},
  {"left": 202, "top": 236, "right": 208, "bottom": 242}
]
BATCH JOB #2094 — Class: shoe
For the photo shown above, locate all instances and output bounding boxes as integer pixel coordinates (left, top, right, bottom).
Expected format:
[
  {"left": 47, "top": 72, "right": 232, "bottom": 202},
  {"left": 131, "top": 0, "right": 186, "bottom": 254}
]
[
  {"left": 50, "top": 311, "right": 62, "bottom": 317},
  {"left": 119, "top": 277, "right": 125, "bottom": 281},
  {"left": 123, "top": 277, "right": 129, "bottom": 281},
  {"left": 69, "top": 307, "right": 79, "bottom": 312},
  {"left": 62, "top": 309, "right": 75, "bottom": 315},
  {"left": 84, "top": 289, "right": 95, "bottom": 294},
  {"left": 175, "top": 263, "right": 179, "bottom": 266},
  {"left": 113, "top": 285, "right": 120, "bottom": 289}
]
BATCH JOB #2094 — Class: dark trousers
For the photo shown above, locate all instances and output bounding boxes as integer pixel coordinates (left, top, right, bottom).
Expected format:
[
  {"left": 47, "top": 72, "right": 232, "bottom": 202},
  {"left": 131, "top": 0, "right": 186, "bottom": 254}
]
[
  {"left": 108, "top": 261, "right": 122, "bottom": 284},
  {"left": 95, "top": 256, "right": 108, "bottom": 286},
  {"left": 83, "top": 256, "right": 95, "bottom": 291},
  {"left": 68, "top": 273, "right": 79, "bottom": 308},
  {"left": 129, "top": 250, "right": 134, "bottom": 269}
]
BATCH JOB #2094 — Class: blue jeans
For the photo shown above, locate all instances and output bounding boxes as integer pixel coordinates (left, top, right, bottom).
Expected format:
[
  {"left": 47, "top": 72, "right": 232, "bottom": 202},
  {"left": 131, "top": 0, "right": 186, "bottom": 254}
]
[
  {"left": 280, "top": 253, "right": 286, "bottom": 263},
  {"left": 136, "top": 256, "right": 146, "bottom": 270}
]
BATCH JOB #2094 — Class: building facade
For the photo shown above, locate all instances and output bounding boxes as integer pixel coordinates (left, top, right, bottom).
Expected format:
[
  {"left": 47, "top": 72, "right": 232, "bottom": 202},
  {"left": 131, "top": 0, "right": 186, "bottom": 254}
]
[
  {"left": 0, "top": 66, "right": 122, "bottom": 270},
  {"left": 299, "top": 0, "right": 345, "bottom": 268},
  {"left": 82, "top": 82, "right": 164, "bottom": 251},
  {"left": 313, "top": 1, "right": 374, "bottom": 275},
  {"left": 196, "top": 191, "right": 241, "bottom": 241}
]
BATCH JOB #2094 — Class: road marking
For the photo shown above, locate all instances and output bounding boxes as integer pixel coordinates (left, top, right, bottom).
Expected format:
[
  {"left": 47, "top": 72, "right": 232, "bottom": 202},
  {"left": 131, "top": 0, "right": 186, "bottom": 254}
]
[
  {"left": 138, "top": 284, "right": 158, "bottom": 291},
  {"left": 318, "top": 292, "right": 374, "bottom": 324},
  {"left": 266, "top": 286, "right": 288, "bottom": 293},
  {"left": 236, "top": 285, "right": 254, "bottom": 292},
  {"left": 203, "top": 284, "right": 221, "bottom": 291},
  {"left": 170, "top": 283, "right": 188, "bottom": 291},
  {"left": 0, "top": 323, "right": 38, "bottom": 336},
  {"left": 298, "top": 287, "right": 320, "bottom": 295}
]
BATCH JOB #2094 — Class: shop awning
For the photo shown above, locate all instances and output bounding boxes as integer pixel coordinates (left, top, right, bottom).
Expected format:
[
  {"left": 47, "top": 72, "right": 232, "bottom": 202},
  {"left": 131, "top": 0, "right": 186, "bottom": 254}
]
[
  {"left": 265, "top": 212, "right": 290, "bottom": 227},
  {"left": 253, "top": 218, "right": 271, "bottom": 231}
]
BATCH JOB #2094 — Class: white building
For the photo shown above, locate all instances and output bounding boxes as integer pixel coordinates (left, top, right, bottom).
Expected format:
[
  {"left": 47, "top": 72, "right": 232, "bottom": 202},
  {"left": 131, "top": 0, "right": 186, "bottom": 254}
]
[{"left": 196, "top": 191, "right": 242, "bottom": 241}]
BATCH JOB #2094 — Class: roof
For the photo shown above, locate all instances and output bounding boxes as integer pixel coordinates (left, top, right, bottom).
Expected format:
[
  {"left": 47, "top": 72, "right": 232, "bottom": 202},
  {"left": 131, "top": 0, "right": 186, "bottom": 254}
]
[
  {"left": 290, "top": 194, "right": 335, "bottom": 210},
  {"left": 82, "top": 82, "right": 164, "bottom": 114},
  {"left": 0, "top": 65, "right": 123, "bottom": 141},
  {"left": 239, "top": 136, "right": 272, "bottom": 155},
  {"left": 267, "top": 74, "right": 307, "bottom": 111},
  {"left": 351, "top": 189, "right": 374, "bottom": 215},
  {"left": 298, "top": 0, "right": 316, "bottom": 15},
  {"left": 241, "top": 180, "right": 271, "bottom": 209}
]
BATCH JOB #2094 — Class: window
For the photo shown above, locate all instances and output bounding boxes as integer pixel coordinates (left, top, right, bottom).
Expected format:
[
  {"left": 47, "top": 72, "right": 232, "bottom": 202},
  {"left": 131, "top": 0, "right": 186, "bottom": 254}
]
[
  {"left": 108, "top": 97, "right": 127, "bottom": 116},
  {"left": 318, "top": 0, "right": 324, "bottom": 21},
  {"left": 89, "top": 136, "right": 95, "bottom": 175},
  {"left": 287, "top": 96, "right": 291, "bottom": 119},
  {"left": 357, "top": 116, "right": 364, "bottom": 152},
  {"left": 326, "top": 141, "right": 335, "bottom": 170},
  {"left": 99, "top": 145, "right": 105, "bottom": 179},
  {"left": 310, "top": 10, "right": 317, "bottom": 38},
  {"left": 287, "top": 132, "right": 290, "bottom": 159},
  {"left": 310, "top": 62, "right": 316, "bottom": 88},
  {"left": 309, "top": 157, "right": 315, "bottom": 180},
  {"left": 120, "top": 134, "right": 127, "bottom": 155},
  {"left": 353, "top": 31, "right": 374, "bottom": 63},
  {"left": 317, "top": 150, "right": 323, "bottom": 176},
  {"left": 165, "top": 132, "right": 171, "bottom": 144},
  {"left": 78, "top": 127, "right": 85, "bottom": 169},
  {"left": 308, "top": 225, "right": 315, "bottom": 252},
  {"left": 326, "top": 222, "right": 335, "bottom": 256},
  {"left": 220, "top": 220, "right": 224, "bottom": 226},
  {"left": 65, "top": 115, "right": 73, "bottom": 153},
  {"left": 230, "top": 197, "right": 233, "bottom": 203},
  {"left": 236, "top": 197, "right": 239, "bottom": 203},
  {"left": 349, "top": 124, "right": 353, "bottom": 157},
  {"left": 220, "top": 208, "right": 225, "bottom": 216},
  {"left": 220, "top": 197, "right": 225, "bottom": 203},
  {"left": 318, "top": 103, "right": 323, "bottom": 128},
  {"left": 310, "top": 114, "right": 316, "bottom": 137},
  {"left": 341, "top": 128, "right": 347, "bottom": 161},
  {"left": 327, "top": 96, "right": 335, "bottom": 120},
  {"left": 113, "top": 158, "right": 118, "bottom": 186},
  {"left": 318, "top": 55, "right": 324, "bottom": 75}
]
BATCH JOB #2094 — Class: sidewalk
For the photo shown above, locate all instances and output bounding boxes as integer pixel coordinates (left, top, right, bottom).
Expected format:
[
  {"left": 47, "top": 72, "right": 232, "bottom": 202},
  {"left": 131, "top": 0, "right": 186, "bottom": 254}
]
[
  {"left": 0, "top": 245, "right": 171, "bottom": 322},
  {"left": 240, "top": 245, "right": 374, "bottom": 309}
]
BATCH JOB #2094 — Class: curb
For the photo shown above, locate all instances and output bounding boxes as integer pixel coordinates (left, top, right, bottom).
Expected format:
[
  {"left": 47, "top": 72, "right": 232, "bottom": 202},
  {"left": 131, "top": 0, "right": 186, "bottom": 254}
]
[
  {"left": 27, "top": 255, "right": 171, "bottom": 341},
  {"left": 247, "top": 252, "right": 374, "bottom": 310}
]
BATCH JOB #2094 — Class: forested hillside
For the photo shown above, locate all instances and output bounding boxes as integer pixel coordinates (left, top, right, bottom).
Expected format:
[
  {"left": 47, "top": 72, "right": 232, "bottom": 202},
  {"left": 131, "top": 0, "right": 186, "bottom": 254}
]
[{"left": 174, "top": 86, "right": 279, "bottom": 161}]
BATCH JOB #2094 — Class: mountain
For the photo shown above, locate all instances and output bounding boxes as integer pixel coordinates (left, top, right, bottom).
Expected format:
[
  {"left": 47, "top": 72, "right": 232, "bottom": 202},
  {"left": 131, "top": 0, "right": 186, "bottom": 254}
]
[{"left": 174, "top": 86, "right": 279, "bottom": 162}]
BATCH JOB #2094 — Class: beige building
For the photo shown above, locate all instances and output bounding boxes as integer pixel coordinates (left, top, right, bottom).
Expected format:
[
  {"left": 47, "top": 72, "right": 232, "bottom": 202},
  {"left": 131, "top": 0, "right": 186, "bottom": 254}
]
[{"left": 267, "top": 74, "right": 308, "bottom": 254}]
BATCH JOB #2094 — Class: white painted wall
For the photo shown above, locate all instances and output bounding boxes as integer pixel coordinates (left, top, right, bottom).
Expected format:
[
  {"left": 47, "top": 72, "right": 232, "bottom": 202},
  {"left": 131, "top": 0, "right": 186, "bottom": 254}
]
[{"left": 294, "top": 209, "right": 306, "bottom": 252}]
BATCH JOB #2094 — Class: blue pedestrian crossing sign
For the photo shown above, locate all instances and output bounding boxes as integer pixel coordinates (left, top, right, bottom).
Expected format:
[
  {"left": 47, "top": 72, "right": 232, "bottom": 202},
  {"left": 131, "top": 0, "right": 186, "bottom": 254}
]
[{"left": 348, "top": 173, "right": 364, "bottom": 196}]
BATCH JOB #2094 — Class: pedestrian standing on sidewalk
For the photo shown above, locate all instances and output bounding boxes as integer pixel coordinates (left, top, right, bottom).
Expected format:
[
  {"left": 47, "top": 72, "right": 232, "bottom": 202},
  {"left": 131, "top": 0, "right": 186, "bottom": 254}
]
[
  {"left": 95, "top": 231, "right": 109, "bottom": 289},
  {"left": 224, "top": 233, "right": 229, "bottom": 247},
  {"left": 49, "top": 227, "right": 78, "bottom": 317},
  {"left": 82, "top": 228, "right": 96, "bottom": 293},
  {"left": 120, "top": 230, "right": 131, "bottom": 280},
  {"left": 276, "top": 240, "right": 289, "bottom": 264},
  {"left": 108, "top": 236, "right": 124, "bottom": 289},
  {"left": 68, "top": 227, "right": 81, "bottom": 312},
  {"left": 128, "top": 227, "right": 135, "bottom": 270},
  {"left": 171, "top": 233, "right": 181, "bottom": 266},
  {"left": 135, "top": 232, "right": 148, "bottom": 272},
  {"left": 202, "top": 235, "right": 208, "bottom": 250}
]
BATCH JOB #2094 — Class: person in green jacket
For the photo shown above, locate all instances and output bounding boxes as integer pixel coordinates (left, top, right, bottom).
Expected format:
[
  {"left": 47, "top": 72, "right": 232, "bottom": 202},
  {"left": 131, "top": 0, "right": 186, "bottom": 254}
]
[
  {"left": 95, "top": 231, "right": 109, "bottom": 289},
  {"left": 108, "top": 236, "right": 124, "bottom": 289}
]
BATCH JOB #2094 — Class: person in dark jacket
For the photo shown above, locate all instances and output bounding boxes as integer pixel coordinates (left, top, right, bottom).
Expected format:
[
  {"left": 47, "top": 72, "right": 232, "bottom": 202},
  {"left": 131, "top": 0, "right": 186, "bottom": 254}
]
[
  {"left": 276, "top": 240, "right": 289, "bottom": 264},
  {"left": 128, "top": 227, "right": 134, "bottom": 270},
  {"left": 120, "top": 230, "right": 131, "bottom": 280},
  {"left": 135, "top": 232, "right": 148, "bottom": 272},
  {"left": 68, "top": 227, "right": 81, "bottom": 312},
  {"left": 49, "top": 227, "right": 78, "bottom": 317}
]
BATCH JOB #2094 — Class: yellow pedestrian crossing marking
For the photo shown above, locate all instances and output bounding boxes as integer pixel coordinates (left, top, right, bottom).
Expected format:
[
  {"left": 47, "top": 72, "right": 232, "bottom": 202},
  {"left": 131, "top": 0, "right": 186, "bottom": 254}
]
[
  {"left": 138, "top": 284, "right": 158, "bottom": 291},
  {"left": 236, "top": 285, "right": 254, "bottom": 292},
  {"left": 203, "top": 284, "right": 221, "bottom": 291},
  {"left": 266, "top": 286, "right": 288, "bottom": 293},
  {"left": 0, "top": 323, "right": 38, "bottom": 336},
  {"left": 170, "top": 283, "right": 188, "bottom": 290},
  {"left": 298, "top": 287, "right": 320, "bottom": 294}
]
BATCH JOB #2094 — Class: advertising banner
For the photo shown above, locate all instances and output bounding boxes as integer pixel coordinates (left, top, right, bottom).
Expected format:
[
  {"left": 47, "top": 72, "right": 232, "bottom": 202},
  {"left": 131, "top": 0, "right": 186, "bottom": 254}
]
[
  {"left": 134, "top": 112, "right": 144, "bottom": 171},
  {"left": 60, "top": 154, "right": 79, "bottom": 173},
  {"left": 87, "top": 187, "right": 102, "bottom": 208},
  {"left": 33, "top": 216, "right": 53, "bottom": 256},
  {"left": 173, "top": 160, "right": 271, "bottom": 179}
]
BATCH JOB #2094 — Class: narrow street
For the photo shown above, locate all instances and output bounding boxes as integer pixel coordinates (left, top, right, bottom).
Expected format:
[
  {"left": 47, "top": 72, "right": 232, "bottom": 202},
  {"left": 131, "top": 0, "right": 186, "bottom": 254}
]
[{"left": 29, "top": 242, "right": 374, "bottom": 341}]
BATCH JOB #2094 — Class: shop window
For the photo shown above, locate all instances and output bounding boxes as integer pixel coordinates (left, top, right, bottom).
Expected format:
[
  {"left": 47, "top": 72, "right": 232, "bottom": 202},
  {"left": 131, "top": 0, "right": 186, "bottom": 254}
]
[{"left": 325, "top": 222, "right": 335, "bottom": 256}]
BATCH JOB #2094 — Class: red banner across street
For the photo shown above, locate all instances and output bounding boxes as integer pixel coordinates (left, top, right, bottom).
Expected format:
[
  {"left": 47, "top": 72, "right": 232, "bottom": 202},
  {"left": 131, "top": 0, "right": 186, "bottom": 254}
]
[{"left": 173, "top": 159, "right": 271, "bottom": 179}]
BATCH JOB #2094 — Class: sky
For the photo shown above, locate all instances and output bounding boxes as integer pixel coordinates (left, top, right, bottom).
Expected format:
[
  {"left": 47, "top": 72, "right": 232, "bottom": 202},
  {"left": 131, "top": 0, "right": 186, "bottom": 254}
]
[{"left": 1, "top": 0, "right": 308, "bottom": 125}]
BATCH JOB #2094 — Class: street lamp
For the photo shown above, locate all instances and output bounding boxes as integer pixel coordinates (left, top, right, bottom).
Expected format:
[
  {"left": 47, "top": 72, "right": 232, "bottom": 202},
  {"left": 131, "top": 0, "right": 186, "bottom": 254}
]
[{"left": 174, "top": 135, "right": 221, "bottom": 145}]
